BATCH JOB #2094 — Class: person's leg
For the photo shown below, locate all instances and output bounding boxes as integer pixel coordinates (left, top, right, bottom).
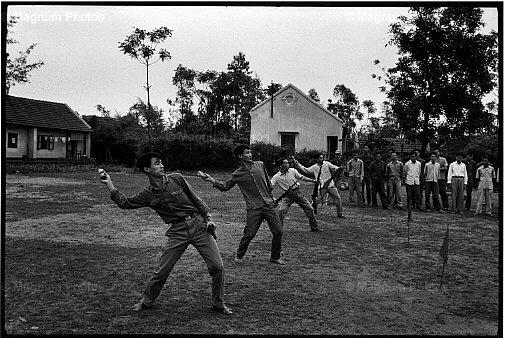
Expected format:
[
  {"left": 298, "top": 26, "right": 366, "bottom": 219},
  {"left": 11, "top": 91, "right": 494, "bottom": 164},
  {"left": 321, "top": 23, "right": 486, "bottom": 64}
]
[
  {"left": 484, "top": 189, "right": 492, "bottom": 214},
  {"left": 387, "top": 179, "right": 394, "bottom": 206},
  {"left": 394, "top": 179, "right": 403, "bottom": 209},
  {"left": 465, "top": 184, "right": 473, "bottom": 210},
  {"left": 371, "top": 180, "right": 378, "bottom": 207},
  {"left": 277, "top": 197, "right": 293, "bottom": 226},
  {"left": 451, "top": 181, "right": 458, "bottom": 211},
  {"left": 406, "top": 184, "right": 413, "bottom": 209},
  {"left": 236, "top": 209, "right": 263, "bottom": 259},
  {"left": 263, "top": 206, "right": 284, "bottom": 261},
  {"left": 356, "top": 179, "right": 365, "bottom": 207},
  {"left": 294, "top": 194, "right": 319, "bottom": 230},
  {"left": 141, "top": 222, "right": 190, "bottom": 307},
  {"left": 433, "top": 182, "right": 443, "bottom": 211},
  {"left": 378, "top": 180, "right": 388, "bottom": 208},
  {"left": 327, "top": 186, "right": 344, "bottom": 215},
  {"left": 439, "top": 179, "right": 449, "bottom": 209},
  {"left": 349, "top": 177, "right": 356, "bottom": 205},
  {"left": 425, "top": 182, "right": 433, "bottom": 210},
  {"left": 456, "top": 179, "right": 465, "bottom": 212},
  {"left": 475, "top": 188, "right": 484, "bottom": 214},
  {"left": 191, "top": 217, "right": 225, "bottom": 308},
  {"left": 364, "top": 176, "right": 372, "bottom": 205},
  {"left": 413, "top": 184, "right": 422, "bottom": 210}
]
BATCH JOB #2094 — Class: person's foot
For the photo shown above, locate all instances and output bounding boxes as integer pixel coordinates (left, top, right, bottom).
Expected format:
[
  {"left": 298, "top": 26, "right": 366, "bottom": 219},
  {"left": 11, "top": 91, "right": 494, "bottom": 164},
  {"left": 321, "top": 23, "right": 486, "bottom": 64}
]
[
  {"left": 269, "top": 258, "right": 286, "bottom": 265},
  {"left": 132, "top": 301, "right": 152, "bottom": 312},
  {"left": 234, "top": 257, "right": 243, "bottom": 264},
  {"left": 212, "top": 304, "right": 233, "bottom": 315},
  {"left": 337, "top": 214, "right": 346, "bottom": 218},
  {"left": 438, "top": 209, "right": 446, "bottom": 213},
  {"left": 311, "top": 228, "right": 324, "bottom": 232},
  {"left": 474, "top": 212, "right": 480, "bottom": 215}
]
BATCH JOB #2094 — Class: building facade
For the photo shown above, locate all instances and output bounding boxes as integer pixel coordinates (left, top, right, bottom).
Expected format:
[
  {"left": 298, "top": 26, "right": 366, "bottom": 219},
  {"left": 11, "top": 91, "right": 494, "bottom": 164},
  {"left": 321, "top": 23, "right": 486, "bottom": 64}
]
[
  {"left": 5, "top": 95, "right": 91, "bottom": 161},
  {"left": 249, "top": 83, "right": 344, "bottom": 153}
]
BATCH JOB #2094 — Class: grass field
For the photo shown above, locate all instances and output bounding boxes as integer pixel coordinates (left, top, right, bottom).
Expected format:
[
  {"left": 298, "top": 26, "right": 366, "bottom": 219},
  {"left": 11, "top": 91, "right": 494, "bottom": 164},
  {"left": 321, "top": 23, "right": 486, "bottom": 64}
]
[{"left": 4, "top": 170, "right": 501, "bottom": 334}]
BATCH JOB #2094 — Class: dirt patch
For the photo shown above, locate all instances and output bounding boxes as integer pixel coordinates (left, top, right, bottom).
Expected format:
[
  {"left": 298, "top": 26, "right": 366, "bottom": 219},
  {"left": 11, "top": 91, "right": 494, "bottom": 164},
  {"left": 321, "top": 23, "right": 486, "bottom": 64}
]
[{"left": 3, "top": 172, "right": 500, "bottom": 335}]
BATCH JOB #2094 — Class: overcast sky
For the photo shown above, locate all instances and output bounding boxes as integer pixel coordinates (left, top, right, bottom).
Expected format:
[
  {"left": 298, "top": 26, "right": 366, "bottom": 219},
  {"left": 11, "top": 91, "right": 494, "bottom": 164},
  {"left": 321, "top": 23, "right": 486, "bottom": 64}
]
[{"left": 6, "top": 4, "right": 499, "bottom": 121}]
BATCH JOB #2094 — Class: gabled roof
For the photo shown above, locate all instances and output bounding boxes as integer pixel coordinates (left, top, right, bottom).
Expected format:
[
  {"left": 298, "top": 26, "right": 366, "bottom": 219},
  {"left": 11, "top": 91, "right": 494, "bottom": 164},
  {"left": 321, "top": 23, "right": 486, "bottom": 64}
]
[
  {"left": 249, "top": 83, "right": 344, "bottom": 124},
  {"left": 5, "top": 95, "right": 91, "bottom": 132}
]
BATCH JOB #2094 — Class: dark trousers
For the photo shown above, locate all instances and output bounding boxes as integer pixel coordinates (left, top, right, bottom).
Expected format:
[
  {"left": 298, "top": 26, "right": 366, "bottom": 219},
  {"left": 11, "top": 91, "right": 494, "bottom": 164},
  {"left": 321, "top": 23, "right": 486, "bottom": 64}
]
[
  {"left": 142, "top": 215, "right": 224, "bottom": 308},
  {"left": 361, "top": 176, "right": 372, "bottom": 205},
  {"left": 465, "top": 185, "right": 473, "bottom": 210},
  {"left": 371, "top": 179, "right": 388, "bottom": 207},
  {"left": 278, "top": 189, "right": 318, "bottom": 230},
  {"left": 406, "top": 184, "right": 421, "bottom": 210},
  {"left": 425, "top": 181, "right": 442, "bottom": 210},
  {"left": 238, "top": 205, "right": 283, "bottom": 260},
  {"left": 438, "top": 179, "right": 449, "bottom": 209}
]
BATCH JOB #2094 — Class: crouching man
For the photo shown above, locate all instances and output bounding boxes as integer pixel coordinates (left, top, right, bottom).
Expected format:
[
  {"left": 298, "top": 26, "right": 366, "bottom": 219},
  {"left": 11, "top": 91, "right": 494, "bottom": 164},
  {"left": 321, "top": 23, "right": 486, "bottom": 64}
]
[{"left": 100, "top": 151, "right": 232, "bottom": 314}]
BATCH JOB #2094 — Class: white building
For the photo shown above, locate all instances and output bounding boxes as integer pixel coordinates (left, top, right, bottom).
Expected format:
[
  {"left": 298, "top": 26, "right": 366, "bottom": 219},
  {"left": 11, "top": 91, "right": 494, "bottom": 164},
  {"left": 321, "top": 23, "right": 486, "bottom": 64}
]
[{"left": 249, "top": 83, "right": 344, "bottom": 153}]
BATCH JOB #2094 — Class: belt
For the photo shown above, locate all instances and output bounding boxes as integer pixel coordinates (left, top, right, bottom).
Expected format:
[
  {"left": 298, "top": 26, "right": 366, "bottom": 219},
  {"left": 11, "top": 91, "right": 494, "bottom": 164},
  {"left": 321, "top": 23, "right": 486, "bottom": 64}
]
[{"left": 167, "top": 213, "right": 197, "bottom": 226}]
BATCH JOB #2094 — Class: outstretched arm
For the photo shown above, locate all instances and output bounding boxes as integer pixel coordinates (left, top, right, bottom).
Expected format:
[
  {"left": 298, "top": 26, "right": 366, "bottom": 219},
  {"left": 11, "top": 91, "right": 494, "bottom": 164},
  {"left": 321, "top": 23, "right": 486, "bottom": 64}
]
[
  {"left": 100, "top": 171, "right": 148, "bottom": 209},
  {"left": 198, "top": 171, "right": 237, "bottom": 192}
]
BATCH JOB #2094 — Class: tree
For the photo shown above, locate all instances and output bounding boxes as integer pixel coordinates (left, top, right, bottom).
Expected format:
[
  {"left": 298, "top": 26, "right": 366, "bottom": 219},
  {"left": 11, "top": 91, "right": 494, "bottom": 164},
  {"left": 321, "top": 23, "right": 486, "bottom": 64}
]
[
  {"left": 6, "top": 16, "right": 44, "bottom": 94},
  {"left": 129, "top": 98, "right": 165, "bottom": 138},
  {"left": 326, "top": 84, "right": 363, "bottom": 148},
  {"left": 376, "top": 7, "right": 498, "bottom": 153},
  {"left": 118, "top": 27, "right": 173, "bottom": 140},
  {"left": 172, "top": 64, "right": 197, "bottom": 134},
  {"left": 308, "top": 88, "right": 320, "bottom": 102}
]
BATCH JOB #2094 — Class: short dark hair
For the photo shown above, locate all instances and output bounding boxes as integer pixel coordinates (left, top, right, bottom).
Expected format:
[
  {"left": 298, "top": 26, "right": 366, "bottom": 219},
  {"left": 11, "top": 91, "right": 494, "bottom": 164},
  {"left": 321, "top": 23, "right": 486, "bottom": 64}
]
[
  {"left": 430, "top": 152, "right": 437, "bottom": 156},
  {"left": 136, "top": 152, "right": 162, "bottom": 173},
  {"left": 410, "top": 151, "right": 417, "bottom": 156},
  {"left": 276, "top": 158, "right": 287, "bottom": 167},
  {"left": 233, "top": 144, "right": 250, "bottom": 158},
  {"left": 314, "top": 152, "right": 324, "bottom": 159}
]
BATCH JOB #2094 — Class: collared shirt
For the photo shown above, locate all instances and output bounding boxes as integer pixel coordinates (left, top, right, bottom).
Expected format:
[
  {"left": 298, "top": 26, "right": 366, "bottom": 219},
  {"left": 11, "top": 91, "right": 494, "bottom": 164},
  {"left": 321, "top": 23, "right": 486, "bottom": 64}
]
[
  {"left": 213, "top": 161, "right": 274, "bottom": 210},
  {"left": 370, "top": 160, "right": 387, "bottom": 181},
  {"left": 362, "top": 153, "right": 374, "bottom": 176},
  {"left": 297, "top": 160, "right": 339, "bottom": 188},
  {"left": 346, "top": 158, "right": 364, "bottom": 179},
  {"left": 436, "top": 156, "right": 448, "bottom": 180},
  {"left": 447, "top": 161, "right": 468, "bottom": 185},
  {"left": 424, "top": 161, "right": 440, "bottom": 182},
  {"left": 464, "top": 159, "right": 476, "bottom": 184},
  {"left": 476, "top": 165, "right": 495, "bottom": 190},
  {"left": 386, "top": 160, "right": 403, "bottom": 180},
  {"left": 404, "top": 160, "right": 421, "bottom": 185},
  {"left": 271, "top": 168, "right": 310, "bottom": 191},
  {"left": 110, "top": 173, "right": 210, "bottom": 225}
]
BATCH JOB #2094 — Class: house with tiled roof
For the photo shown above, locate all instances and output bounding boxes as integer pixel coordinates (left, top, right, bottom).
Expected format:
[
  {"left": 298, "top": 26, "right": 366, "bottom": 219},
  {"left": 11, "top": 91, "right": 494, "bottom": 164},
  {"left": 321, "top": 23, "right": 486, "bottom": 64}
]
[
  {"left": 5, "top": 95, "right": 92, "bottom": 161},
  {"left": 249, "top": 83, "right": 344, "bottom": 153}
]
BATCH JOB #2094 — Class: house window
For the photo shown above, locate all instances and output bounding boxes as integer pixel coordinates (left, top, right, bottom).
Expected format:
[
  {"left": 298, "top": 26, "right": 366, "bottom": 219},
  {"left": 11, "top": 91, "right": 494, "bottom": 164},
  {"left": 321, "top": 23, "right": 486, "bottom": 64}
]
[
  {"left": 8, "top": 133, "right": 18, "bottom": 148},
  {"left": 37, "top": 135, "right": 55, "bottom": 150},
  {"left": 280, "top": 133, "right": 296, "bottom": 150}
]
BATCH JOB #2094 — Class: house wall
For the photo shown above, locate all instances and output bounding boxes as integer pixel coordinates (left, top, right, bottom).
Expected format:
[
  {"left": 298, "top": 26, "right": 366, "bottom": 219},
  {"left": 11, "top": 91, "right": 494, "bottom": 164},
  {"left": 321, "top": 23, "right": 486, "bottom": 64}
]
[
  {"left": 6, "top": 125, "right": 91, "bottom": 160},
  {"left": 250, "top": 88, "right": 343, "bottom": 152}
]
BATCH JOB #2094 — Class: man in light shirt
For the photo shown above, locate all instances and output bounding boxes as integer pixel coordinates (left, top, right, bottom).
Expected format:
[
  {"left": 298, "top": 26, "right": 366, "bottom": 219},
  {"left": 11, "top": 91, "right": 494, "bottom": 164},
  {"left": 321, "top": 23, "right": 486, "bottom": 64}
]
[
  {"left": 271, "top": 158, "right": 320, "bottom": 231},
  {"left": 434, "top": 149, "right": 450, "bottom": 211},
  {"left": 424, "top": 152, "right": 445, "bottom": 213},
  {"left": 447, "top": 153, "right": 468, "bottom": 214},
  {"left": 475, "top": 156, "right": 496, "bottom": 216},
  {"left": 386, "top": 151, "right": 403, "bottom": 210},
  {"left": 294, "top": 153, "right": 346, "bottom": 218},
  {"left": 346, "top": 150, "right": 366, "bottom": 208},
  {"left": 404, "top": 151, "right": 422, "bottom": 211}
]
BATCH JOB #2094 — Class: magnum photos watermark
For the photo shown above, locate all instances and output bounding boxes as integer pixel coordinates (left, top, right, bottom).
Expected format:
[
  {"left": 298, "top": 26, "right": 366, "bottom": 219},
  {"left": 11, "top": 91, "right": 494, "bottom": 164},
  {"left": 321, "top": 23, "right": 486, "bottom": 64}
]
[
  {"left": 344, "top": 11, "right": 397, "bottom": 24},
  {"left": 10, "top": 11, "right": 105, "bottom": 24}
]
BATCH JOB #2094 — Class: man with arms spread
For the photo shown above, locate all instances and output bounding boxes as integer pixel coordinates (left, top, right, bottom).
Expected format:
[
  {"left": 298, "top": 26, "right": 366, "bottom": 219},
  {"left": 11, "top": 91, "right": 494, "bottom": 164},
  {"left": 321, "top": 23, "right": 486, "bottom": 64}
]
[
  {"left": 294, "top": 153, "right": 346, "bottom": 218},
  {"left": 271, "top": 158, "right": 320, "bottom": 231},
  {"left": 100, "top": 152, "right": 232, "bottom": 314},
  {"left": 200, "top": 144, "right": 285, "bottom": 265}
]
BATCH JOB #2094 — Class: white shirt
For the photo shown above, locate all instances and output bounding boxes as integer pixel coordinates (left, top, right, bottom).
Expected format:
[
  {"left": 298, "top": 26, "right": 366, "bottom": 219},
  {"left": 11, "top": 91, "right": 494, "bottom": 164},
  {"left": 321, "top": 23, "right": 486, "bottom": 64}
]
[
  {"left": 297, "top": 161, "right": 339, "bottom": 188},
  {"left": 271, "top": 168, "right": 309, "bottom": 191},
  {"left": 447, "top": 161, "right": 468, "bottom": 185},
  {"left": 476, "top": 165, "right": 495, "bottom": 190},
  {"left": 404, "top": 160, "right": 421, "bottom": 185}
]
